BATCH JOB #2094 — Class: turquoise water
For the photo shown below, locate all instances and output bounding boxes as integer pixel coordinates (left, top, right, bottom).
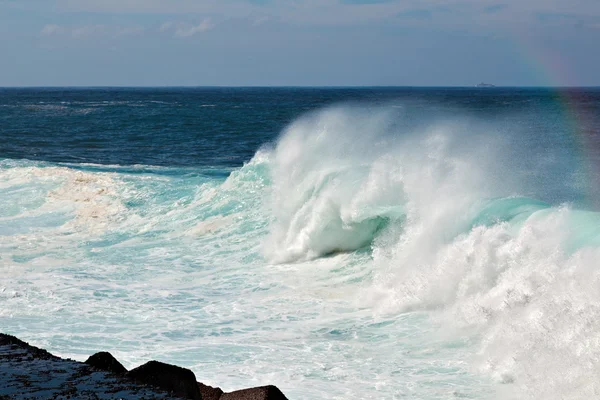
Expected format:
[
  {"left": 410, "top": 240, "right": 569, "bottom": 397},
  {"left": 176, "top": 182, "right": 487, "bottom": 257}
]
[{"left": 1, "top": 88, "right": 600, "bottom": 399}]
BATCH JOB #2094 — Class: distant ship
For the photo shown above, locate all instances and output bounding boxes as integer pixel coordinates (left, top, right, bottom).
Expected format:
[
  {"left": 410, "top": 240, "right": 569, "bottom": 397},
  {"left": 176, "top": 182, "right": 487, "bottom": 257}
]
[{"left": 476, "top": 83, "right": 496, "bottom": 88}]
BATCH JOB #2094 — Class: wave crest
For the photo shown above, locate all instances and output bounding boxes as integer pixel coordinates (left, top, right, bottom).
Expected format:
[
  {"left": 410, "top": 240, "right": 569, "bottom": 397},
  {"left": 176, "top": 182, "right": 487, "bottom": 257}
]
[{"left": 264, "top": 107, "right": 498, "bottom": 262}]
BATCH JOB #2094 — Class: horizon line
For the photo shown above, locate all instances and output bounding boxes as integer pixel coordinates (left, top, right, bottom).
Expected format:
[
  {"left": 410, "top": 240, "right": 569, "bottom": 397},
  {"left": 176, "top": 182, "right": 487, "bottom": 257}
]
[{"left": 1, "top": 85, "right": 600, "bottom": 89}]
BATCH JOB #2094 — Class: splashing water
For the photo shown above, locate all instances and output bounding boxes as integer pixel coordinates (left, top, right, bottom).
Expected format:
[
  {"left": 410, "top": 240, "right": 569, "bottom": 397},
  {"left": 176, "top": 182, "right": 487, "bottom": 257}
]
[
  {"left": 2, "top": 99, "right": 600, "bottom": 399},
  {"left": 266, "top": 106, "right": 600, "bottom": 399}
]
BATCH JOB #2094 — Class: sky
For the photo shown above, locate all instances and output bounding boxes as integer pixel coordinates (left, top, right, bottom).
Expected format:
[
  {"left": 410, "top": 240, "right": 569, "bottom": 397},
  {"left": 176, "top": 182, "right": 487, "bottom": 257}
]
[{"left": 1, "top": 0, "right": 599, "bottom": 86}]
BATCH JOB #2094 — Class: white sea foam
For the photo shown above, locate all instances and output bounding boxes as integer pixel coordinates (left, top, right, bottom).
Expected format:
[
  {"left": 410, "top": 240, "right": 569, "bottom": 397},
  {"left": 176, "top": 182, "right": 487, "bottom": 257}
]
[
  {"left": 0, "top": 164, "right": 125, "bottom": 234},
  {"left": 263, "top": 106, "right": 600, "bottom": 398},
  {"left": 265, "top": 107, "right": 504, "bottom": 263}
]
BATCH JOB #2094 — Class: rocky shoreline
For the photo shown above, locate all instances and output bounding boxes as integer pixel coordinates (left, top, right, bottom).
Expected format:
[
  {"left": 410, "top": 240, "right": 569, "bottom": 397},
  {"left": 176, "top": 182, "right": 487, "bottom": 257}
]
[{"left": 0, "top": 334, "right": 289, "bottom": 400}]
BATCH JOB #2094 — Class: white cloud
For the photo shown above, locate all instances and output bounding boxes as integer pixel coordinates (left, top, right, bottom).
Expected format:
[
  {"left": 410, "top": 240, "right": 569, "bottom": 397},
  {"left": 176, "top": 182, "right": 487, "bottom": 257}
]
[
  {"left": 159, "top": 21, "right": 174, "bottom": 32},
  {"left": 115, "top": 25, "right": 144, "bottom": 36},
  {"left": 160, "top": 19, "right": 215, "bottom": 38},
  {"left": 252, "top": 16, "right": 270, "bottom": 27},
  {"left": 41, "top": 24, "right": 65, "bottom": 36},
  {"left": 175, "top": 19, "right": 214, "bottom": 37},
  {"left": 36, "top": 0, "right": 600, "bottom": 33},
  {"left": 72, "top": 24, "right": 107, "bottom": 38},
  {"left": 40, "top": 24, "right": 145, "bottom": 39}
]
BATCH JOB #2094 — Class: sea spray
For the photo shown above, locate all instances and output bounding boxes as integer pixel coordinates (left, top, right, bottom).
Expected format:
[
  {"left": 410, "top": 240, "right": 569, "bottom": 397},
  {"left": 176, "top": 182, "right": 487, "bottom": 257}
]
[
  {"left": 265, "top": 106, "right": 512, "bottom": 262},
  {"left": 262, "top": 105, "right": 600, "bottom": 399}
]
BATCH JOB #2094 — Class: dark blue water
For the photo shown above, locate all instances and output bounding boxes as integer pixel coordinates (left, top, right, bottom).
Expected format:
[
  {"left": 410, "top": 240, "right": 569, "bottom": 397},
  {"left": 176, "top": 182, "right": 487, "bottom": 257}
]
[{"left": 2, "top": 87, "right": 598, "bottom": 168}]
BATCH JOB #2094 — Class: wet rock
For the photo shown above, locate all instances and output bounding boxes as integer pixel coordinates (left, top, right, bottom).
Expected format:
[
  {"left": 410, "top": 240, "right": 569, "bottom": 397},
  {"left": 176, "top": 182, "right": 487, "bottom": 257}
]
[
  {"left": 85, "top": 351, "right": 127, "bottom": 375},
  {"left": 1, "top": 334, "right": 182, "bottom": 399},
  {"left": 220, "top": 385, "right": 288, "bottom": 400},
  {"left": 0, "top": 334, "right": 58, "bottom": 361},
  {"left": 127, "top": 360, "right": 202, "bottom": 400},
  {"left": 1, "top": 333, "right": 291, "bottom": 400},
  {"left": 198, "top": 382, "right": 224, "bottom": 400}
]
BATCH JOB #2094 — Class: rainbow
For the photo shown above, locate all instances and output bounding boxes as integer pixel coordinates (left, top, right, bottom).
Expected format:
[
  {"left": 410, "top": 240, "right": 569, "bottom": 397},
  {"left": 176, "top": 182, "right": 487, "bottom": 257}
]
[{"left": 513, "top": 33, "right": 600, "bottom": 207}]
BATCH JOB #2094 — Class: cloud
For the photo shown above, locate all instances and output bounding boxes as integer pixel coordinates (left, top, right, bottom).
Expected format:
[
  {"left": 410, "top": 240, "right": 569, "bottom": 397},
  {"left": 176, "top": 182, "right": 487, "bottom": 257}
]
[
  {"left": 252, "top": 16, "right": 270, "bottom": 26},
  {"left": 175, "top": 19, "right": 214, "bottom": 37},
  {"left": 40, "top": 23, "right": 145, "bottom": 38},
  {"left": 160, "top": 21, "right": 174, "bottom": 32},
  {"left": 28, "top": 0, "right": 600, "bottom": 33},
  {"left": 160, "top": 19, "right": 215, "bottom": 38},
  {"left": 72, "top": 24, "right": 107, "bottom": 38},
  {"left": 115, "top": 25, "right": 144, "bottom": 36},
  {"left": 41, "top": 24, "right": 65, "bottom": 36}
]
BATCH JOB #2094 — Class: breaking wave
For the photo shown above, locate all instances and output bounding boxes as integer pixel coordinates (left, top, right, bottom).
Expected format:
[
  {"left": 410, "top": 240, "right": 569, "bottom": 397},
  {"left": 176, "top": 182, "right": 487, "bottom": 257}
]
[{"left": 259, "top": 106, "right": 600, "bottom": 399}]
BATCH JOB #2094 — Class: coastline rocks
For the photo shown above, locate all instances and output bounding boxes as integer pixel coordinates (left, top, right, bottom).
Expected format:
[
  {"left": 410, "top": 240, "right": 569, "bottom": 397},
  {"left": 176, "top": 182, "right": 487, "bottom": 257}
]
[
  {"left": 1, "top": 333, "right": 291, "bottom": 400},
  {"left": 221, "top": 385, "right": 288, "bottom": 400},
  {"left": 127, "top": 360, "right": 202, "bottom": 400},
  {"left": 85, "top": 351, "right": 127, "bottom": 375},
  {"left": 198, "top": 382, "right": 224, "bottom": 400},
  {"left": 0, "top": 334, "right": 58, "bottom": 361},
  {"left": 0, "top": 333, "right": 183, "bottom": 400}
]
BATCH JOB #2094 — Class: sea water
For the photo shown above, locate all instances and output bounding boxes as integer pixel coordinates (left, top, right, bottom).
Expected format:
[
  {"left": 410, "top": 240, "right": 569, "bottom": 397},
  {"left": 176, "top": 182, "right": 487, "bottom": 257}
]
[{"left": 1, "top": 87, "right": 600, "bottom": 399}]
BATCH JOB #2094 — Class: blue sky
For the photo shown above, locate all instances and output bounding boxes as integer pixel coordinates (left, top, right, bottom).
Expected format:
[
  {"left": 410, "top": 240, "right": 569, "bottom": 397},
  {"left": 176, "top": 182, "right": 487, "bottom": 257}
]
[{"left": 1, "top": 0, "right": 599, "bottom": 86}]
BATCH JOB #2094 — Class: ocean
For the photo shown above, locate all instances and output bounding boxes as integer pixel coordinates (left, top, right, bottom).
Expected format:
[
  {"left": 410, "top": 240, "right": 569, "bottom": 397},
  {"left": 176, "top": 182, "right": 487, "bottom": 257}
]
[{"left": 1, "top": 87, "right": 600, "bottom": 399}]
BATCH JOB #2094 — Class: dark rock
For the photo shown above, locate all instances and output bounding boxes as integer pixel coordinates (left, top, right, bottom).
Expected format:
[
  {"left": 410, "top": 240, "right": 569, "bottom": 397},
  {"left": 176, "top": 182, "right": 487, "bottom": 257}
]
[
  {"left": 127, "top": 360, "right": 202, "bottom": 400},
  {"left": 198, "top": 382, "right": 223, "bottom": 400},
  {"left": 0, "top": 334, "right": 59, "bottom": 360},
  {"left": 85, "top": 352, "right": 127, "bottom": 375},
  {"left": 220, "top": 385, "right": 288, "bottom": 400}
]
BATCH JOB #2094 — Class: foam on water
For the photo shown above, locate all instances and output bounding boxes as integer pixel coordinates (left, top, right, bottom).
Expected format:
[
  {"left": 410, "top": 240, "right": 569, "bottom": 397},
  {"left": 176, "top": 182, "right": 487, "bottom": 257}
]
[
  {"left": 266, "top": 106, "right": 600, "bottom": 398},
  {"left": 1, "top": 105, "right": 600, "bottom": 399}
]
